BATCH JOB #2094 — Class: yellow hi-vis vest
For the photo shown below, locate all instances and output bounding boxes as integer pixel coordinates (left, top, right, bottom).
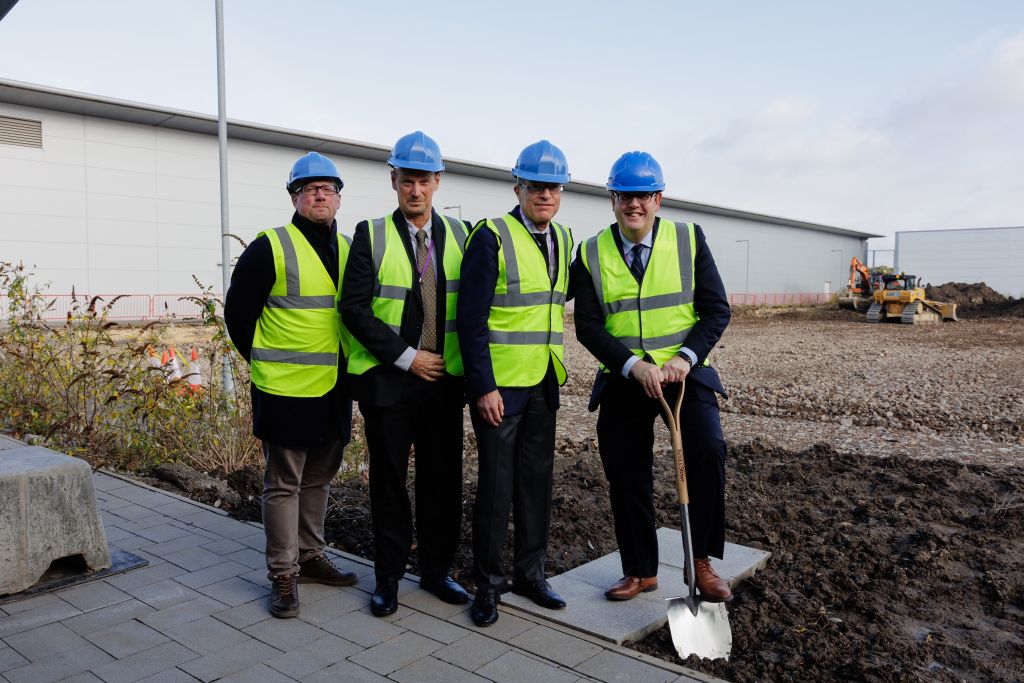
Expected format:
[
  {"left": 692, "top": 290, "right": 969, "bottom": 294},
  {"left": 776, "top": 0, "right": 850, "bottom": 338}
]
[
  {"left": 470, "top": 213, "right": 572, "bottom": 387},
  {"left": 346, "top": 214, "right": 468, "bottom": 376},
  {"left": 251, "top": 224, "right": 352, "bottom": 397},
  {"left": 580, "top": 220, "right": 699, "bottom": 372}
]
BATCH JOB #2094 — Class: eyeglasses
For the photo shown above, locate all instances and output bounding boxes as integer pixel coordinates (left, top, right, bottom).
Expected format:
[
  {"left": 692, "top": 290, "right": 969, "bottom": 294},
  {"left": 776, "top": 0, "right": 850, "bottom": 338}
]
[
  {"left": 299, "top": 183, "right": 340, "bottom": 196},
  {"left": 613, "top": 191, "right": 658, "bottom": 204},
  {"left": 519, "top": 182, "right": 563, "bottom": 195}
]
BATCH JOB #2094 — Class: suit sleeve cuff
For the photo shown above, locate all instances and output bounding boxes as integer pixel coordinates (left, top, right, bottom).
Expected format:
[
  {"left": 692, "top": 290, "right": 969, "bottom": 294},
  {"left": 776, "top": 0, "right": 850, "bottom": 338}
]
[
  {"left": 679, "top": 347, "right": 697, "bottom": 366},
  {"left": 621, "top": 355, "right": 640, "bottom": 378},
  {"left": 394, "top": 346, "right": 416, "bottom": 371}
]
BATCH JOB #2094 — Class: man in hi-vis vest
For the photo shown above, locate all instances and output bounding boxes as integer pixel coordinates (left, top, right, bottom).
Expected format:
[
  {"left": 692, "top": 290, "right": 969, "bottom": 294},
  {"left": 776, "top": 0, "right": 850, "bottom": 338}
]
[
  {"left": 458, "top": 140, "right": 573, "bottom": 627},
  {"left": 341, "top": 132, "right": 472, "bottom": 617},
  {"left": 225, "top": 152, "right": 359, "bottom": 619},
  {"left": 571, "top": 151, "right": 733, "bottom": 603}
]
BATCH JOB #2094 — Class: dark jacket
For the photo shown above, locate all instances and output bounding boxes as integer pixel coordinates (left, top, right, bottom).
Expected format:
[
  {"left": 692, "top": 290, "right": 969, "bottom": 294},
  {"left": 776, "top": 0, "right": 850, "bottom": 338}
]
[
  {"left": 570, "top": 218, "right": 730, "bottom": 410},
  {"left": 224, "top": 212, "right": 351, "bottom": 447},
  {"left": 340, "top": 209, "right": 470, "bottom": 408}
]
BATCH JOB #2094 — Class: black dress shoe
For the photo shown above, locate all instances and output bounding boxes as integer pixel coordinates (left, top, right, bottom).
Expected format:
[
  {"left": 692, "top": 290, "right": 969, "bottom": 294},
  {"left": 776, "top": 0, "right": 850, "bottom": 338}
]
[
  {"left": 269, "top": 573, "right": 299, "bottom": 618},
  {"left": 370, "top": 577, "right": 398, "bottom": 616},
  {"left": 511, "top": 579, "right": 566, "bottom": 609},
  {"left": 420, "top": 575, "right": 469, "bottom": 604},
  {"left": 471, "top": 590, "right": 499, "bottom": 626}
]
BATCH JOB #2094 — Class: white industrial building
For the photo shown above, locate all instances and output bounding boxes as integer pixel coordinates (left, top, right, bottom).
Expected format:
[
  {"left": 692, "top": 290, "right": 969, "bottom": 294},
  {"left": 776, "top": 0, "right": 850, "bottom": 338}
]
[
  {"left": 895, "top": 227, "right": 1024, "bottom": 298},
  {"left": 0, "top": 79, "right": 879, "bottom": 318}
]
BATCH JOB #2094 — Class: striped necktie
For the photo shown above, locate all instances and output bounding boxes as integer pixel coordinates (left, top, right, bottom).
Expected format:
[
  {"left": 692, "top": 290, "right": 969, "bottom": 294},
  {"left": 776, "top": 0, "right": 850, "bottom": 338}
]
[{"left": 629, "top": 243, "right": 647, "bottom": 282}]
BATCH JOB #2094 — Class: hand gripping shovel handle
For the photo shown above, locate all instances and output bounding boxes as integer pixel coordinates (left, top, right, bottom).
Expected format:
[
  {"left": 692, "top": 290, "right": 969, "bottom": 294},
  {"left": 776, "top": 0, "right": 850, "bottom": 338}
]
[{"left": 659, "top": 386, "right": 698, "bottom": 615}]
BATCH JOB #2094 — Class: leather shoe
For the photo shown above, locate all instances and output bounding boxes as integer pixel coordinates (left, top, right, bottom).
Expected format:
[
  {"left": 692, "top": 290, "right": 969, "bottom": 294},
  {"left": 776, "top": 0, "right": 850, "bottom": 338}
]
[
  {"left": 269, "top": 573, "right": 299, "bottom": 618},
  {"left": 511, "top": 579, "right": 566, "bottom": 610},
  {"left": 420, "top": 575, "right": 469, "bottom": 604},
  {"left": 370, "top": 577, "right": 398, "bottom": 616},
  {"left": 470, "top": 590, "right": 499, "bottom": 626},
  {"left": 604, "top": 576, "right": 658, "bottom": 601},
  {"left": 298, "top": 553, "right": 358, "bottom": 587},
  {"left": 695, "top": 558, "right": 733, "bottom": 602}
]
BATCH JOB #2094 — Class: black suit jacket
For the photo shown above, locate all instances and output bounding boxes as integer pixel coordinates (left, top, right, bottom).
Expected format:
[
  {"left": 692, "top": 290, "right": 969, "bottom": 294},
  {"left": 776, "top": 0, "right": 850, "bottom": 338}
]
[
  {"left": 570, "top": 218, "right": 731, "bottom": 411},
  {"left": 341, "top": 208, "right": 469, "bottom": 408}
]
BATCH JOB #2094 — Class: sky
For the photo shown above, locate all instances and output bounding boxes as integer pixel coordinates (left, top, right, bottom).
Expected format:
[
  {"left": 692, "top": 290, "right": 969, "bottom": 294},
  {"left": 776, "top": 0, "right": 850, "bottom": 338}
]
[{"left": 1, "top": 0, "right": 1022, "bottom": 252}]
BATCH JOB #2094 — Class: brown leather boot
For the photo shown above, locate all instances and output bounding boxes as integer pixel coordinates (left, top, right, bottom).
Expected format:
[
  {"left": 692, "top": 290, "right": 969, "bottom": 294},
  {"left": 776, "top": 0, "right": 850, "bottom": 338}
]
[
  {"left": 269, "top": 573, "right": 299, "bottom": 618},
  {"left": 604, "top": 576, "right": 658, "bottom": 601},
  {"left": 694, "top": 558, "right": 732, "bottom": 602},
  {"left": 298, "top": 553, "right": 358, "bottom": 587}
]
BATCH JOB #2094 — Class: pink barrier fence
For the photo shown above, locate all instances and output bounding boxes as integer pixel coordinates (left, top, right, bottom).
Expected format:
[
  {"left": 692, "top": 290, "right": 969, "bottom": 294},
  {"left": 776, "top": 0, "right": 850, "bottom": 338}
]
[
  {"left": 728, "top": 292, "right": 831, "bottom": 306},
  {"left": 0, "top": 294, "right": 222, "bottom": 321}
]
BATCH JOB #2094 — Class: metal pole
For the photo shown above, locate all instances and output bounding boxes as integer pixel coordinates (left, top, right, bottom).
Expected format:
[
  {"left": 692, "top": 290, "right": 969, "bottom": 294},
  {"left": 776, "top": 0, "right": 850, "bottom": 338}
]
[
  {"left": 736, "top": 240, "right": 749, "bottom": 303},
  {"left": 215, "top": 0, "right": 234, "bottom": 394}
]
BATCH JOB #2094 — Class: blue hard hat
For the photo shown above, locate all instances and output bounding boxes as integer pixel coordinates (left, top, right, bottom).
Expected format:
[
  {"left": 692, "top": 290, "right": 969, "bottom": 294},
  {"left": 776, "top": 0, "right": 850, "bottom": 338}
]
[
  {"left": 606, "top": 151, "right": 665, "bottom": 192},
  {"left": 287, "top": 152, "right": 344, "bottom": 193},
  {"left": 388, "top": 131, "right": 445, "bottom": 172},
  {"left": 513, "top": 140, "right": 571, "bottom": 184}
]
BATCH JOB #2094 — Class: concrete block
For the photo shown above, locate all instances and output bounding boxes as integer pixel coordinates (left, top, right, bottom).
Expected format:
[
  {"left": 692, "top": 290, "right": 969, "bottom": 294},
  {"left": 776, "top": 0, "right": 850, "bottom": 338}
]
[{"left": 0, "top": 446, "right": 111, "bottom": 595}]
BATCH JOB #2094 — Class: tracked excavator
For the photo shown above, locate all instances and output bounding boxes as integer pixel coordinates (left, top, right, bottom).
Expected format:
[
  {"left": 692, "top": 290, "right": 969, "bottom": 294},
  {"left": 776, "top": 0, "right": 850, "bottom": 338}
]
[
  {"left": 837, "top": 257, "right": 884, "bottom": 311},
  {"left": 865, "top": 273, "right": 958, "bottom": 324}
]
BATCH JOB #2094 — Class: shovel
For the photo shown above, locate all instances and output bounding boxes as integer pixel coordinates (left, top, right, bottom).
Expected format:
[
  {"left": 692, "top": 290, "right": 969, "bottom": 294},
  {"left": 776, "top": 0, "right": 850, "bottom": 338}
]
[{"left": 659, "top": 385, "right": 732, "bottom": 661}]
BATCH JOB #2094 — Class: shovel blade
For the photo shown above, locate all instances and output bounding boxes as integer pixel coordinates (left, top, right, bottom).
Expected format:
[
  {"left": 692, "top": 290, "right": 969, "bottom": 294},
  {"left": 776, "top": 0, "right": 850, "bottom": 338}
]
[{"left": 666, "top": 596, "right": 732, "bottom": 661}]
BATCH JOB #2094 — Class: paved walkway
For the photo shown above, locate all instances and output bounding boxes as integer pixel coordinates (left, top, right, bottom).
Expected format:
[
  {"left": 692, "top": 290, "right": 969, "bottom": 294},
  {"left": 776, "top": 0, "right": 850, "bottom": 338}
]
[{"left": 0, "top": 467, "right": 719, "bottom": 683}]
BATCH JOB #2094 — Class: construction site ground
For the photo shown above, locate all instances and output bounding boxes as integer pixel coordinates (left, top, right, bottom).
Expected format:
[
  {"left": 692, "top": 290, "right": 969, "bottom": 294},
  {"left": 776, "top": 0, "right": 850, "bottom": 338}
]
[{"left": 138, "top": 300, "right": 1024, "bottom": 681}]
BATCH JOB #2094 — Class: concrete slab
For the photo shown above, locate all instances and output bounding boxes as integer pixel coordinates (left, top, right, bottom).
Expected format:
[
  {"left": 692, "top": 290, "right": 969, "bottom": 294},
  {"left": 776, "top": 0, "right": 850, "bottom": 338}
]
[{"left": 502, "top": 531, "right": 771, "bottom": 644}]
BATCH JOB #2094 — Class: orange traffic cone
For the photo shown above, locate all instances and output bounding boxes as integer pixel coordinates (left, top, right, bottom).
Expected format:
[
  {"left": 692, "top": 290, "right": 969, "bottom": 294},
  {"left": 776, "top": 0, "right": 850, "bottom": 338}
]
[
  {"left": 146, "top": 346, "right": 162, "bottom": 370},
  {"left": 185, "top": 347, "right": 204, "bottom": 393},
  {"left": 167, "top": 346, "right": 183, "bottom": 381}
]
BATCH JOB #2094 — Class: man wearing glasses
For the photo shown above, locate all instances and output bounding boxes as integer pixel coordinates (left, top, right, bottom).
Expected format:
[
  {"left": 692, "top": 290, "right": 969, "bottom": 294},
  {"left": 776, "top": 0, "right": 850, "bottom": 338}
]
[
  {"left": 457, "top": 140, "right": 573, "bottom": 626},
  {"left": 341, "top": 132, "right": 472, "bottom": 617},
  {"left": 570, "top": 151, "right": 733, "bottom": 604},
  {"left": 225, "top": 152, "right": 358, "bottom": 619}
]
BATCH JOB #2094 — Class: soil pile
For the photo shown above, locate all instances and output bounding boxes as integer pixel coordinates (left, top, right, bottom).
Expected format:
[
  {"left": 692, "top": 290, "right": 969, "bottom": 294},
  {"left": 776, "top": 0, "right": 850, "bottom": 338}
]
[{"left": 925, "top": 282, "right": 1006, "bottom": 305}]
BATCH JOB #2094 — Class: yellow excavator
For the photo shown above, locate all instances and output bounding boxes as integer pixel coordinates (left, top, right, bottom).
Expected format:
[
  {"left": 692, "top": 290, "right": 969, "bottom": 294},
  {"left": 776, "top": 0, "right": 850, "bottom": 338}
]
[{"left": 865, "top": 273, "right": 958, "bottom": 324}]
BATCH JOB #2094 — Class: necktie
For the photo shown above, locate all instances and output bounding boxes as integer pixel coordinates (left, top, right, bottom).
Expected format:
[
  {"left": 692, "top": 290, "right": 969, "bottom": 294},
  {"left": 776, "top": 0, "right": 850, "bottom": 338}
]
[
  {"left": 534, "top": 232, "right": 554, "bottom": 285},
  {"left": 415, "top": 230, "right": 437, "bottom": 352},
  {"left": 630, "top": 243, "right": 647, "bottom": 282}
]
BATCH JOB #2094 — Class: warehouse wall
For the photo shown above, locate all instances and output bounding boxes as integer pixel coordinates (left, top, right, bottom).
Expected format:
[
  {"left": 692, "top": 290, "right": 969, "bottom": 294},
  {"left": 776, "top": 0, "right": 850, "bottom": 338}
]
[
  {"left": 896, "top": 227, "right": 1024, "bottom": 298},
  {"left": 0, "top": 102, "right": 864, "bottom": 297}
]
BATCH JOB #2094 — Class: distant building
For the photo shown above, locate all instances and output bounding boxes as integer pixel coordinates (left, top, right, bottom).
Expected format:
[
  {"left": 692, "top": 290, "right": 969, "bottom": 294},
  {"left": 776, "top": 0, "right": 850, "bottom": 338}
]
[
  {"left": 896, "top": 227, "right": 1024, "bottom": 298},
  {"left": 1, "top": 79, "right": 878, "bottom": 312}
]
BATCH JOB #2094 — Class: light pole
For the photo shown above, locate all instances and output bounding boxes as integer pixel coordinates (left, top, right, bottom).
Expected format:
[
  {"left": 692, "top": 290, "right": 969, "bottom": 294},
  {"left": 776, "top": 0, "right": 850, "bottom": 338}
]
[
  {"left": 443, "top": 205, "right": 462, "bottom": 220},
  {"left": 735, "top": 239, "right": 749, "bottom": 303}
]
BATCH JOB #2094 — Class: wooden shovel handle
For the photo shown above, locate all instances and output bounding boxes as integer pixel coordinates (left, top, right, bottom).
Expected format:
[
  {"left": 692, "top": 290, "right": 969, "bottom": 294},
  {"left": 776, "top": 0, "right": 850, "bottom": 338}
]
[{"left": 659, "top": 385, "right": 688, "bottom": 505}]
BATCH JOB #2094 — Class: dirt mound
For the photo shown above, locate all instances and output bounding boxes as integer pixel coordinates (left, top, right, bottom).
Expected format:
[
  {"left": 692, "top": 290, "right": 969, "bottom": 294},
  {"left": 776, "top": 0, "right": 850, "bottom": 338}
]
[{"left": 926, "top": 282, "right": 1006, "bottom": 305}]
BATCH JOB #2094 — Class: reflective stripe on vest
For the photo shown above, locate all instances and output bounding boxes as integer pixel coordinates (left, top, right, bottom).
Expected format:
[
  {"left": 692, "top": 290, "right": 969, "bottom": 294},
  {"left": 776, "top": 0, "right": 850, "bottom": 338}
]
[
  {"left": 473, "top": 213, "right": 572, "bottom": 387},
  {"left": 582, "top": 220, "right": 698, "bottom": 371},
  {"left": 250, "top": 225, "right": 350, "bottom": 397},
  {"left": 346, "top": 214, "right": 467, "bottom": 376}
]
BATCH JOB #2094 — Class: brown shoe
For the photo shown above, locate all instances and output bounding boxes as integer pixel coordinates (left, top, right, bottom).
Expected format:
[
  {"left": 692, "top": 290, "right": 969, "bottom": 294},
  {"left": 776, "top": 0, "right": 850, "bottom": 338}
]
[
  {"left": 604, "top": 576, "right": 658, "bottom": 601},
  {"left": 298, "top": 553, "right": 358, "bottom": 587},
  {"left": 694, "top": 558, "right": 732, "bottom": 602},
  {"left": 269, "top": 573, "right": 299, "bottom": 618}
]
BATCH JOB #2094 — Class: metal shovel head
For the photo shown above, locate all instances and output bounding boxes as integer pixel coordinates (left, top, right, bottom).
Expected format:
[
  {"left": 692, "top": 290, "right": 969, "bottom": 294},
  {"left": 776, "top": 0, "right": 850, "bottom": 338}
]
[{"left": 666, "top": 595, "right": 732, "bottom": 661}]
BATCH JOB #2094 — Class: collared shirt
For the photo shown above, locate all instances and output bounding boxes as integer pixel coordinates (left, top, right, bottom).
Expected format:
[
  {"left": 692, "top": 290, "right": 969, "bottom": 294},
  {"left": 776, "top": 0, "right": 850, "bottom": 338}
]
[{"left": 522, "top": 211, "right": 556, "bottom": 283}]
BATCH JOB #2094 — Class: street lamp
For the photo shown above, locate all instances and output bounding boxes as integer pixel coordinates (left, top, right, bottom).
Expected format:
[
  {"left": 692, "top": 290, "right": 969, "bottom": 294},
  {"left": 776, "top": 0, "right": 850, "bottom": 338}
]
[
  {"left": 735, "top": 239, "right": 750, "bottom": 303},
  {"left": 443, "top": 205, "right": 462, "bottom": 220}
]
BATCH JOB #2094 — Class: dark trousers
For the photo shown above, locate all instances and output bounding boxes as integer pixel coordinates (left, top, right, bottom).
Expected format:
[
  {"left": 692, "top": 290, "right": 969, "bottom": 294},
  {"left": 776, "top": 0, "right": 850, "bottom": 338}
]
[
  {"left": 596, "top": 377, "right": 726, "bottom": 578},
  {"left": 262, "top": 437, "right": 345, "bottom": 576},
  {"left": 361, "top": 381, "right": 464, "bottom": 581},
  {"left": 471, "top": 383, "right": 556, "bottom": 591}
]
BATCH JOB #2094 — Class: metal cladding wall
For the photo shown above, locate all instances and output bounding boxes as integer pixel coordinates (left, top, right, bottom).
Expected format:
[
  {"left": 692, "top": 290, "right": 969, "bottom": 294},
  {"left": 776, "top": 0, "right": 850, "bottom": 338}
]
[
  {"left": 896, "top": 227, "right": 1024, "bottom": 298},
  {"left": 1, "top": 95, "right": 870, "bottom": 298}
]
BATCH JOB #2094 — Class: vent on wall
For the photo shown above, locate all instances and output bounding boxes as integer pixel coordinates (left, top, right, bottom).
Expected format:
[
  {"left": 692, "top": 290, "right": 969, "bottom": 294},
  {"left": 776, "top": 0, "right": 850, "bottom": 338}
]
[{"left": 0, "top": 115, "right": 43, "bottom": 148}]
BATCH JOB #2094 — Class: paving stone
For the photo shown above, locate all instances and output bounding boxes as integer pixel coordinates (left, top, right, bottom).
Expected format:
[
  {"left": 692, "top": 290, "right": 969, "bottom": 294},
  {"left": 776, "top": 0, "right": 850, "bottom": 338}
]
[
  {"left": 141, "top": 534, "right": 221, "bottom": 560},
  {"left": 433, "top": 631, "right": 513, "bottom": 672},
  {"left": 200, "top": 538, "right": 246, "bottom": 555},
  {"left": 394, "top": 610, "right": 470, "bottom": 645},
  {"left": 0, "top": 644, "right": 29, "bottom": 672},
  {"left": 92, "top": 474, "right": 132, "bottom": 492},
  {"left": 84, "top": 620, "right": 170, "bottom": 658},
  {"left": 223, "top": 548, "right": 267, "bottom": 570},
  {"left": 294, "top": 589, "right": 365, "bottom": 625},
  {"left": 236, "top": 531, "right": 266, "bottom": 550},
  {"left": 446, "top": 604, "right": 534, "bottom": 641},
  {"left": 242, "top": 614, "right": 326, "bottom": 651},
  {"left": 174, "top": 560, "right": 250, "bottom": 589},
  {"left": 348, "top": 630, "right": 443, "bottom": 675},
  {"left": 161, "top": 546, "right": 225, "bottom": 572},
  {"left": 0, "top": 598, "right": 81, "bottom": 638},
  {"left": 293, "top": 581, "right": 346, "bottom": 603},
  {"left": 575, "top": 650, "right": 678, "bottom": 683},
  {"left": 101, "top": 526, "right": 136, "bottom": 544},
  {"left": 0, "top": 591, "right": 62, "bottom": 615},
  {"left": 3, "top": 643, "right": 113, "bottom": 683},
  {"left": 125, "top": 578, "right": 203, "bottom": 609},
  {"left": 654, "top": 532, "right": 771, "bottom": 585},
  {"left": 509, "top": 625, "right": 604, "bottom": 667},
  {"left": 319, "top": 609, "right": 404, "bottom": 647},
  {"left": 263, "top": 634, "right": 360, "bottom": 678},
  {"left": 5, "top": 621, "right": 93, "bottom": 661},
  {"left": 137, "top": 668, "right": 202, "bottom": 682},
  {"left": 151, "top": 500, "right": 204, "bottom": 517},
  {"left": 178, "top": 638, "right": 284, "bottom": 682},
  {"left": 165, "top": 615, "right": 252, "bottom": 655},
  {"left": 62, "top": 599, "right": 155, "bottom": 636},
  {"left": 105, "top": 561, "right": 187, "bottom": 591},
  {"left": 60, "top": 672, "right": 105, "bottom": 683},
  {"left": 90, "top": 641, "right": 200, "bottom": 683},
  {"left": 134, "top": 523, "right": 195, "bottom": 544},
  {"left": 110, "top": 485, "right": 174, "bottom": 507},
  {"left": 212, "top": 599, "right": 272, "bottom": 630},
  {"left": 57, "top": 581, "right": 133, "bottom": 612},
  {"left": 390, "top": 655, "right": 489, "bottom": 683},
  {"left": 476, "top": 651, "right": 579, "bottom": 683},
  {"left": 194, "top": 576, "right": 269, "bottom": 607},
  {"left": 400, "top": 584, "right": 473, "bottom": 619},
  {"left": 135, "top": 596, "right": 229, "bottom": 635},
  {"left": 302, "top": 659, "right": 389, "bottom": 682},
  {"left": 217, "top": 663, "right": 297, "bottom": 682}
]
